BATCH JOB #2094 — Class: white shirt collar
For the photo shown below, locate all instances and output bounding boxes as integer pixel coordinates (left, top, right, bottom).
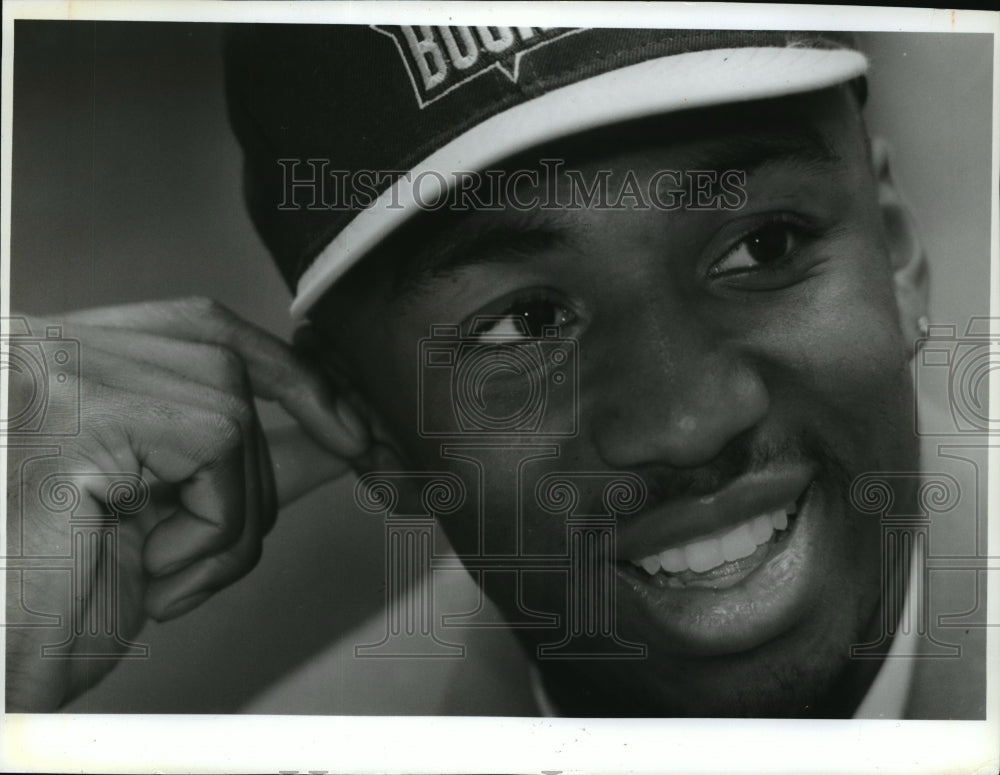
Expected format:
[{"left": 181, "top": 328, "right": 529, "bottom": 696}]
[{"left": 851, "top": 539, "right": 920, "bottom": 719}]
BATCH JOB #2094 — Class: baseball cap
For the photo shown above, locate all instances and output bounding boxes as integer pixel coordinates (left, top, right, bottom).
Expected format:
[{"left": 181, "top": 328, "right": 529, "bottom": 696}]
[{"left": 223, "top": 26, "right": 867, "bottom": 318}]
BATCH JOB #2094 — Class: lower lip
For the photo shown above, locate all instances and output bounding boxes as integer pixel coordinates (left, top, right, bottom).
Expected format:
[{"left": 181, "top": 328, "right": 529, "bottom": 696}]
[{"left": 614, "top": 482, "right": 820, "bottom": 657}]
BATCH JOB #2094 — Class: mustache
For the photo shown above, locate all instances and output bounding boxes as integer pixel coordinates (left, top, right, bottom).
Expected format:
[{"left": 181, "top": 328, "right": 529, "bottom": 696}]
[{"left": 630, "top": 429, "right": 852, "bottom": 507}]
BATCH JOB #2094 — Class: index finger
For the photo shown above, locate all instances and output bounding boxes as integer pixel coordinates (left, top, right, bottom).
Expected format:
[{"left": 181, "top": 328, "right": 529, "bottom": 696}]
[
  {"left": 266, "top": 424, "right": 355, "bottom": 508},
  {"left": 64, "top": 298, "right": 369, "bottom": 458}
]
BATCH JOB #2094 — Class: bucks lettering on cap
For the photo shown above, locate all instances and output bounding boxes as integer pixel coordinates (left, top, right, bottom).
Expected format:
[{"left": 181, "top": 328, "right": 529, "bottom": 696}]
[{"left": 372, "top": 25, "right": 581, "bottom": 108}]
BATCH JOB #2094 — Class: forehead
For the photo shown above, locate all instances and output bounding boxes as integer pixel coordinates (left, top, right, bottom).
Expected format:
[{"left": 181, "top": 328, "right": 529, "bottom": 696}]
[{"left": 320, "top": 85, "right": 867, "bottom": 314}]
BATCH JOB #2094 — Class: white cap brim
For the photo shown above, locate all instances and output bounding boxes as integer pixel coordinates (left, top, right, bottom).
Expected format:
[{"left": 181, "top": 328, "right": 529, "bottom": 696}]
[{"left": 291, "top": 45, "right": 867, "bottom": 318}]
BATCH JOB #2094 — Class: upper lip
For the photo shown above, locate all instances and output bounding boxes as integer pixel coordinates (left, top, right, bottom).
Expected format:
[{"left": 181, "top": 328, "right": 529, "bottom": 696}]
[{"left": 615, "top": 462, "right": 816, "bottom": 560}]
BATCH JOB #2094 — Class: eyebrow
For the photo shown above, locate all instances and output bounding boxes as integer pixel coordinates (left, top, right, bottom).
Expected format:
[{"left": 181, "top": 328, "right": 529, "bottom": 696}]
[
  {"left": 388, "top": 128, "right": 842, "bottom": 301},
  {"left": 679, "top": 128, "right": 843, "bottom": 176},
  {"left": 390, "top": 210, "right": 571, "bottom": 302}
]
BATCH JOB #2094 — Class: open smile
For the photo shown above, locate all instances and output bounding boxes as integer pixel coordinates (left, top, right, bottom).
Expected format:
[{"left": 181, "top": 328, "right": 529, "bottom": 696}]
[
  {"left": 613, "top": 462, "right": 823, "bottom": 656},
  {"left": 624, "top": 500, "right": 799, "bottom": 590}
]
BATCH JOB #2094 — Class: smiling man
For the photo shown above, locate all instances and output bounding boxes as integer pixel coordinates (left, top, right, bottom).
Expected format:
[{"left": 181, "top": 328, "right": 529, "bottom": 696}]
[
  {"left": 4, "top": 25, "right": 981, "bottom": 719},
  {"left": 304, "top": 94, "right": 920, "bottom": 718},
  {"left": 226, "top": 26, "right": 923, "bottom": 718}
]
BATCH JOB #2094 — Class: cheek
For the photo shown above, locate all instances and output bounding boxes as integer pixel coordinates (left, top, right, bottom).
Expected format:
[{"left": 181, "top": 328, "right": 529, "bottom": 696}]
[
  {"left": 356, "top": 334, "right": 572, "bottom": 559},
  {"left": 436, "top": 445, "right": 586, "bottom": 542},
  {"left": 762, "top": 245, "right": 919, "bottom": 579},
  {"left": 766, "top": 239, "right": 911, "bottom": 434}
]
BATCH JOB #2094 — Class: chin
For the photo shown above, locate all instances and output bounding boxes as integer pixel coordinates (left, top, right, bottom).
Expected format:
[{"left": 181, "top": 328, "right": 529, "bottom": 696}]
[{"left": 514, "top": 472, "right": 892, "bottom": 717}]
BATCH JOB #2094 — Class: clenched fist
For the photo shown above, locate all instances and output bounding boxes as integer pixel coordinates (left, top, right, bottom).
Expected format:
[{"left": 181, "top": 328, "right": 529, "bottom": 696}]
[{"left": 4, "top": 298, "right": 369, "bottom": 711}]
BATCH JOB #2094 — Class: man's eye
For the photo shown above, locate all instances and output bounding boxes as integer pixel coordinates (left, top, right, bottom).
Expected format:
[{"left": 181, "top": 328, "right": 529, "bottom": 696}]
[
  {"left": 471, "top": 298, "right": 576, "bottom": 340},
  {"left": 710, "top": 223, "right": 802, "bottom": 277}
]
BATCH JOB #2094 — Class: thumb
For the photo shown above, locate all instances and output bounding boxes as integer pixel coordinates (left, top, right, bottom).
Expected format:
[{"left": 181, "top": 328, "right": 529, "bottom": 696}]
[{"left": 267, "top": 425, "right": 356, "bottom": 508}]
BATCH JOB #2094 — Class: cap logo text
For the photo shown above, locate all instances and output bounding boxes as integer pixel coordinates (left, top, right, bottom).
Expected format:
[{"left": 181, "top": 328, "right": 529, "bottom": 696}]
[{"left": 372, "top": 25, "right": 581, "bottom": 108}]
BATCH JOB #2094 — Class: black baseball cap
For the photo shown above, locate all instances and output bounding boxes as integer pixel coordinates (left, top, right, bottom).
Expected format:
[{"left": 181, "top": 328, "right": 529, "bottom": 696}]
[{"left": 224, "top": 25, "right": 867, "bottom": 318}]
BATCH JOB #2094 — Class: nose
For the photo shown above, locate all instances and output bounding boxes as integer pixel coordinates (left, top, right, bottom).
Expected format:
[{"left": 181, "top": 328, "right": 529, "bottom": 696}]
[{"left": 591, "top": 320, "right": 769, "bottom": 471}]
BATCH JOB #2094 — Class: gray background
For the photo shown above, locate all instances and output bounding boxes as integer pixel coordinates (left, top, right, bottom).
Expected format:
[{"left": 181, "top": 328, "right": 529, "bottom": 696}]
[{"left": 8, "top": 23, "right": 995, "bottom": 712}]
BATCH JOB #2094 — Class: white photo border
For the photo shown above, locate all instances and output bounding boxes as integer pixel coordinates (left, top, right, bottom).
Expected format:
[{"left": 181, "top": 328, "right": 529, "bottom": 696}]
[{"left": 1, "top": 2, "right": 998, "bottom": 774}]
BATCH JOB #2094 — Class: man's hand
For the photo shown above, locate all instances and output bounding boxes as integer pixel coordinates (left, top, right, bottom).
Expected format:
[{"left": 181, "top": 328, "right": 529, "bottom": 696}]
[{"left": 4, "top": 298, "right": 368, "bottom": 711}]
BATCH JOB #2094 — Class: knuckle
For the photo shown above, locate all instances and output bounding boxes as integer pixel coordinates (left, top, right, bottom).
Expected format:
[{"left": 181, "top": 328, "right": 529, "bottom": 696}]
[
  {"left": 143, "top": 398, "right": 187, "bottom": 431},
  {"left": 209, "top": 343, "right": 243, "bottom": 374},
  {"left": 206, "top": 344, "right": 248, "bottom": 392},
  {"left": 180, "top": 296, "right": 236, "bottom": 331},
  {"left": 218, "top": 392, "right": 255, "bottom": 428},
  {"left": 87, "top": 391, "right": 169, "bottom": 447},
  {"left": 181, "top": 295, "right": 223, "bottom": 318},
  {"left": 179, "top": 296, "right": 239, "bottom": 341},
  {"left": 207, "top": 411, "right": 246, "bottom": 454}
]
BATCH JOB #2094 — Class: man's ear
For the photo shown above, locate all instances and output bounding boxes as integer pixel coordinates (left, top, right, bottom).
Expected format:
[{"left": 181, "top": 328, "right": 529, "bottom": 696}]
[
  {"left": 870, "top": 136, "right": 930, "bottom": 352},
  {"left": 293, "top": 324, "right": 410, "bottom": 475}
]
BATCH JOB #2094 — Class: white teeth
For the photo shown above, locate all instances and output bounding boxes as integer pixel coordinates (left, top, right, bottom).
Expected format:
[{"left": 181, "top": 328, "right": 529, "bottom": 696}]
[
  {"left": 750, "top": 514, "right": 774, "bottom": 544},
  {"left": 631, "top": 505, "right": 793, "bottom": 578},
  {"left": 684, "top": 538, "right": 725, "bottom": 573},
  {"left": 720, "top": 523, "right": 757, "bottom": 563},
  {"left": 639, "top": 555, "right": 661, "bottom": 576},
  {"left": 659, "top": 547, "right": 687, "bottom": 573}
]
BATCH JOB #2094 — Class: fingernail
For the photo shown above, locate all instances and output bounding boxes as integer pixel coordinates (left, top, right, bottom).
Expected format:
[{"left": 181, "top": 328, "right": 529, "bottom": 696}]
[{"left": 335, "top": 399, "right": 369, "bottom": 451}]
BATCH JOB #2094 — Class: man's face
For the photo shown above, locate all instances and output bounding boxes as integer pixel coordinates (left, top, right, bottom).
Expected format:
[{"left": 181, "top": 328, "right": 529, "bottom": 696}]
[{"left": 319, "top": 87, "right": 919, "bottom": 716}]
